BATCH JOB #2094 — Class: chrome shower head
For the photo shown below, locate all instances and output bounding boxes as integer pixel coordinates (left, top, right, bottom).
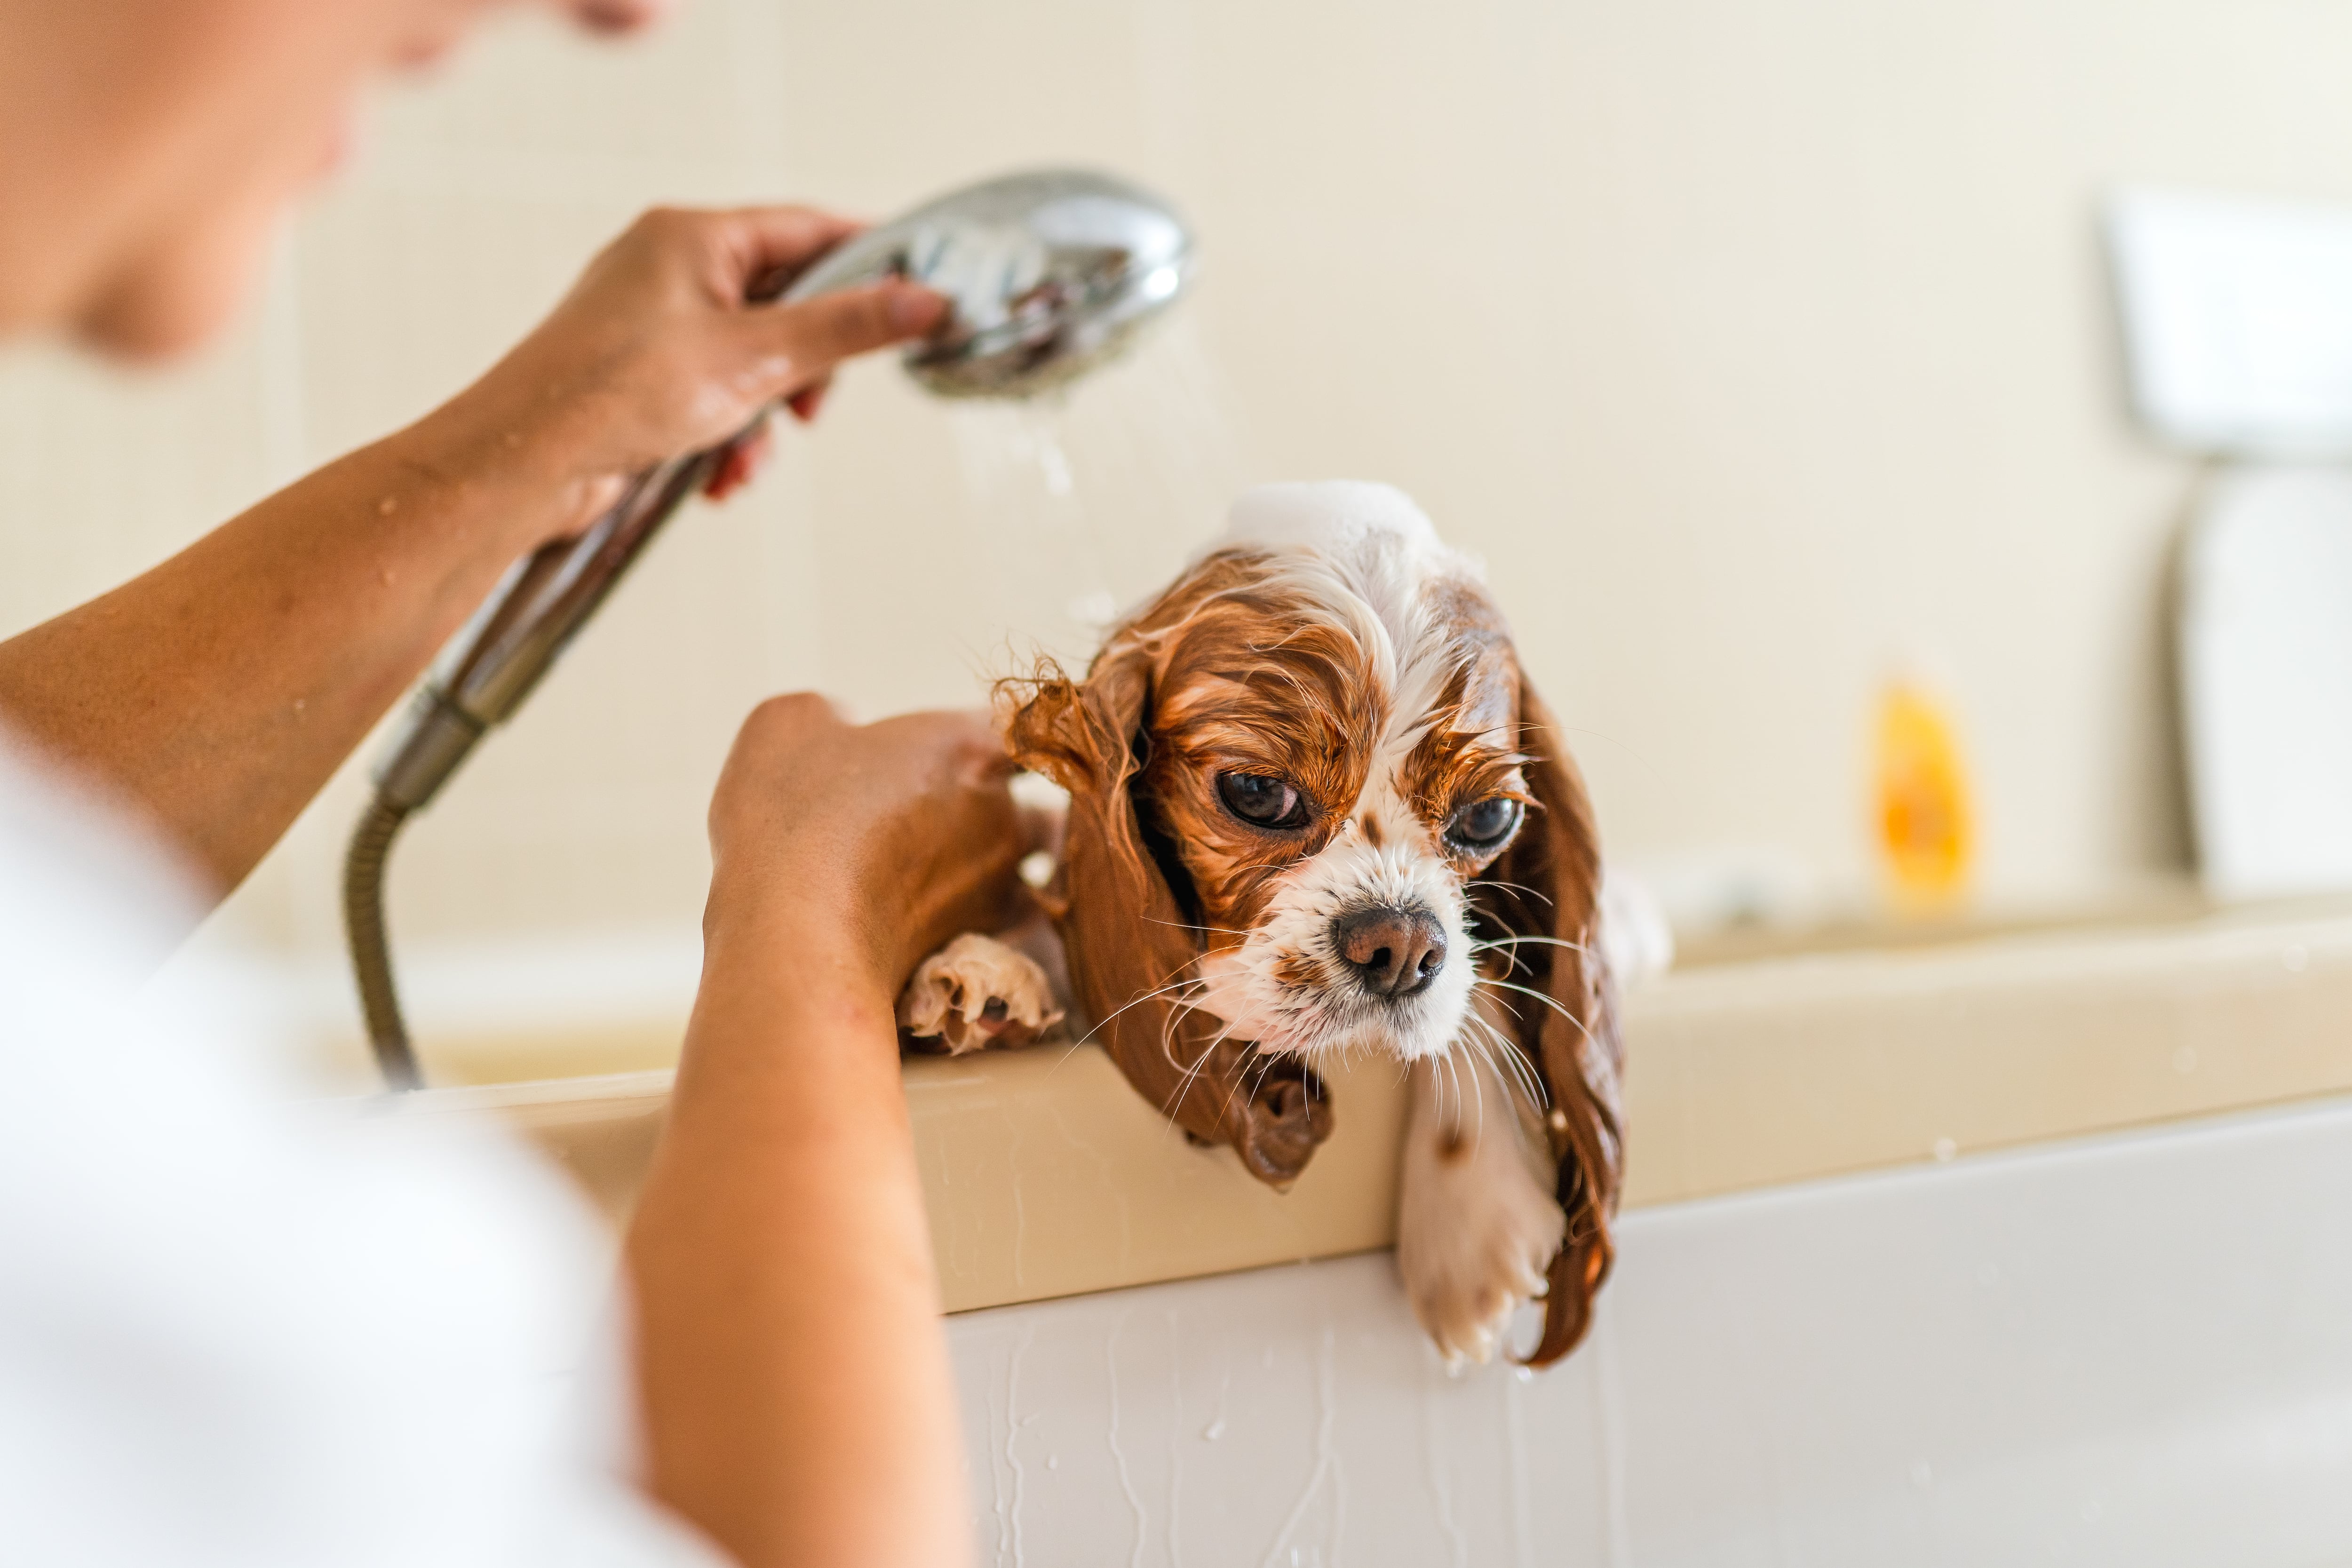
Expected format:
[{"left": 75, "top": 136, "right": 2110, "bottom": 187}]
[{"left": 783, "top": 168, "right": 1194, "bottom": 399}]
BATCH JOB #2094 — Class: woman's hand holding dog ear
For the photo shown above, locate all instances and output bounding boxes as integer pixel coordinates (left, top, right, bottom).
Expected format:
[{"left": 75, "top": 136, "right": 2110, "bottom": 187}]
[{"left": 702, "top": 695, "right": 1027, "bottom": 1001}]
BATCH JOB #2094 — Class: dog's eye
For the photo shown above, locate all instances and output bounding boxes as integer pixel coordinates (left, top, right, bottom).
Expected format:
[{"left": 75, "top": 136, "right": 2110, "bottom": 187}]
[
  {"left": 1448, "top": 796, "right": 1523, "bottom": 850},
  {"left": 1217, "top": 772, "right": 1308, "bottom": 829}
]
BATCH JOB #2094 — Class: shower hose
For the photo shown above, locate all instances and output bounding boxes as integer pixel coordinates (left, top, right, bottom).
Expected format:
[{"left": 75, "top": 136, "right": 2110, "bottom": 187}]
[{"left": 342, "top": 792, "right": 422, "bottom": 1090}]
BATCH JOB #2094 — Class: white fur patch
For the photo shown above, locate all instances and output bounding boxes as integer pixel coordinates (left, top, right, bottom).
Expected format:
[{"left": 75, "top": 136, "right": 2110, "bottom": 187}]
[{"left": 1395, "top": 1005, "right": 1566, "bottom": 1367}]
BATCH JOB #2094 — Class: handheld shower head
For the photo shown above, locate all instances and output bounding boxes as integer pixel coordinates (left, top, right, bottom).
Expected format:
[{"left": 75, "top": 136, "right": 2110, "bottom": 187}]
[
  {"left": 346, "top": 168, "right": 1194, "bottom": 1089},
  {"left": 784, "top": 168, "right": 1194, "bottom": 398}
]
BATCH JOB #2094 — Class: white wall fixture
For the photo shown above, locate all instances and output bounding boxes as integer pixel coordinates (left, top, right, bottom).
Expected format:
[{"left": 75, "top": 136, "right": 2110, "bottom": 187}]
[
  {"left": 949, "top": 1098, "right": 2352, "bottom": 1567},
  {"left": 2180, "top": 466, "right": 2352, "bottom": 898},
  {"left": 2106, "top": 184, "right": 2352, "bottom": 457}
]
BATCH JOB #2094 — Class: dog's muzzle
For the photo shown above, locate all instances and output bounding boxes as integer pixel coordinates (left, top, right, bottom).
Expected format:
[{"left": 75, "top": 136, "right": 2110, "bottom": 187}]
[{"left": 1332, "top": 904, "right": 1446, "bottom": 997}]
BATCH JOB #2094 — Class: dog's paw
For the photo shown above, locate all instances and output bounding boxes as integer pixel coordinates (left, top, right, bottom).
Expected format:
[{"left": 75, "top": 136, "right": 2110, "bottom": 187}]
[
  {"left": 897, "top": 933, "right": 1066, "bottom": 1055},
  {"left": 1397, "top": 1059, "right": 1566, "bottom": 1367}
]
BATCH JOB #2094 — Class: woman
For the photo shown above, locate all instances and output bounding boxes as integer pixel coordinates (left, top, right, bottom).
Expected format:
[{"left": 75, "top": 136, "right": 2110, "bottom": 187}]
[{"left": 0, "top": 3, "right": 1012, "bottom": 1565}]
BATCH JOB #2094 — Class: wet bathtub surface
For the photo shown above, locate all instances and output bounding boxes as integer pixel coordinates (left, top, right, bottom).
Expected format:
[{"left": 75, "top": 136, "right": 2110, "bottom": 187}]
[{"left": 950, "top": 1095, "right": 2352, "bottom": 1567}]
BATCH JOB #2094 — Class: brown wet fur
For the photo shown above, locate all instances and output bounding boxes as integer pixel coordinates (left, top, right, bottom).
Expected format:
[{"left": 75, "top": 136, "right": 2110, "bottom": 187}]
[{"left": 1470, "top": 672, "right": 1623, "bottom": 1368}]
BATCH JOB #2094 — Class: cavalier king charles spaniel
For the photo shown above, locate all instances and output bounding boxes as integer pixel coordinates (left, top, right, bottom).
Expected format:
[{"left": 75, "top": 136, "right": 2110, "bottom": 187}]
[{"left": 897, "top": 481, "right": 1660, "bottom": 1368}]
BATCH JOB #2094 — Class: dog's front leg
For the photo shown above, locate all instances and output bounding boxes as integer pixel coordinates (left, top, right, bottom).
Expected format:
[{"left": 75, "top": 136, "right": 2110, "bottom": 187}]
[
  {"left": 1395, "top": 1017, "right": 1566, "bottom": 1366},
  {"left": 894, "top": 773, "right": 1076, "bottom": 1055}
]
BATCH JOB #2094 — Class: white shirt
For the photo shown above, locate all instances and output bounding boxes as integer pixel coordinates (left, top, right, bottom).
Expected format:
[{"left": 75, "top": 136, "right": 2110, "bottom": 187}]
[{"left": 0, "top": 731, "right": 722, "bottom": 1566}]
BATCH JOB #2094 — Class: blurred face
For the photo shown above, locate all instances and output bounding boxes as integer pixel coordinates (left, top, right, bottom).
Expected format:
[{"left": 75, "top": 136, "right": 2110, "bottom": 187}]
[{"left": 0, "top": 0, "right": 669, "bottom": 358}]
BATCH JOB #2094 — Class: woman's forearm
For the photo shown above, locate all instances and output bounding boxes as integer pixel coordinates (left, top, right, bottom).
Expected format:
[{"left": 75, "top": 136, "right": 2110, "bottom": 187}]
[
  {"left": 0, "top": 397, "right": 601, "bottom": 893},
  {"left": 625, "top": 898, "right": 973, "bottom": 1568},
  {"left": 0, "top": 206, "right": 945, "bottom": 900}
]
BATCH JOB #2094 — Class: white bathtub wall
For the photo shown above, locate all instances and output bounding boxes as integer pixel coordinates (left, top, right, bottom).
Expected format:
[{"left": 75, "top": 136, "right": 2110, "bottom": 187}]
[
  {"left": 14, "top": 4, "right": 2352, "bottom": 996},
  {"left": 950, "top": 1096, "right": 2352, "bottom": 1568}
]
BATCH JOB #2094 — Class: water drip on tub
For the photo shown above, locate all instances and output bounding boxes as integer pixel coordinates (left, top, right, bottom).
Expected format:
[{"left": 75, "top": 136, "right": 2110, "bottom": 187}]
[
  {"left": 1259, "top": 1326, "right": 1344, "bottom": 1567},
  {"left": 1106, "top": 1308, "right": 1147, "bottom": 1568},
  {"left": 1002, "top": 1321, "right": 1035, "bottom": 1567},
  {"left": 1419, "top": 1375, "right": 1470, "bottom": 1568}
]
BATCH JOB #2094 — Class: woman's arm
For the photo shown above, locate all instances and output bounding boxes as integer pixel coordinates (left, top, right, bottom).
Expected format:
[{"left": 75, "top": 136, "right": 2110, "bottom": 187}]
[
  {"left": 627, "top": 698, "right": 1020, "bottom": 1568},
  {"left": 0, "top": 206, "right": 943, "bottom": 895}
]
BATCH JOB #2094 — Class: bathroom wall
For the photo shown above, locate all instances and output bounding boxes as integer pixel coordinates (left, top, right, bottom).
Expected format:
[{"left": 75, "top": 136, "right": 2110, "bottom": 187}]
[{"left": 8, "top": 0, "right": 2352, "bottom": 1052}]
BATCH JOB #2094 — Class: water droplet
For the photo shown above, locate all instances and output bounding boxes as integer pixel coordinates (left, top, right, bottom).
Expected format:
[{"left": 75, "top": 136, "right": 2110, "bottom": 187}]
[
  {"left": 1514, "top": 1366, "right": 1535, "bottom": 1384},
  {"left": 1201, "top": 1417, "right": 1226, "bottom": 1441},
  {"left": 2284, "top": 944, "right": 2310, "bottom": 973},
  {"left": 1018, "top": 850, "right": 1056, "bottom": 889},
  {"left": 1047, "top": 1453, "right": 1059, "bottom": 1470},
  {"left": 1931, "top": 1137, "right": 1957, "bottom": 1162}
]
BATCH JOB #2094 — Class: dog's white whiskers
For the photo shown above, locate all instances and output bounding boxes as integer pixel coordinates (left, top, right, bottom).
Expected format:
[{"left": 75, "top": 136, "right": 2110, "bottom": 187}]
[
  {"left": 1471, "top": 934, "right": 1593, "bottom": 957},
  {"left": 1462, "top": 1037, "right": 1487, "bottom": 1143},
  {"left": 1141, "top": 916, "right": 1253, "bottom": 938},
  {"left": 1464, "top": 1011, "right": 1545, "bottom": 1112},
  {"left": 1162, "top": 1014, "right": 1243, "bottom": 1132},
  {"left": 1464, "top": 877, "right": 1553, "bottom": 907},
  {"left": 1054, "top": 957, "right": 1211, "bottom": 1073},
  {"left": 1476, "top": 976, "right": 1598, "bottom": 1051}
]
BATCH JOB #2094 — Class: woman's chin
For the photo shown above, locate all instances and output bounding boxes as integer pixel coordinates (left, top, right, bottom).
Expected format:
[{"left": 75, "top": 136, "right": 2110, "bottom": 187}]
[
  {"left": 74, "top": 280, "right": 238, "bottom": 364},
  {"left": 72, "top": 221, "right": 280, "bottom": 364}
]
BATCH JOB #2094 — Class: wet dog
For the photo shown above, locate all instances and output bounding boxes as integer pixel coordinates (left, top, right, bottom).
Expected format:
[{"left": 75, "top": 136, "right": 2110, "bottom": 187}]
[{"left": 899, "top": 482, "right": 1651, "bottom": 1366}]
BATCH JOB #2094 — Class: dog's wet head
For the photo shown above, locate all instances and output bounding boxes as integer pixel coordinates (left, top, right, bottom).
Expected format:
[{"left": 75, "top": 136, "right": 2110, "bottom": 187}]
[{"left": 1154, "top": 569, "right": 1530, "bottom": 1070}]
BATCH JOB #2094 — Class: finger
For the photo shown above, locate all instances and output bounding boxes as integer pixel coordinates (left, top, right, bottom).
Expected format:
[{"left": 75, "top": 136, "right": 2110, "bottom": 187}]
[
  {"left": 749, "top": 690, "right": 850, "bottom": 744},
  {"left": 786, "top": 377, "right": 831, "bottom": 424},
  {"left": 735, "top": 424, "right": 777, "bottom": 484},
  {"left": 703, "top": 422, "right": 775, "bottom": 500},
  {"left": 703, "top": 444, "right": 750, "bottom": 501},
  {"left": 755, "top": 282, "right": 946, "bottom": 394},
  {"left": 701, "top": 412, "right": 773, "bottom": 499},
  {"left": 718, "top": 206, "right": 868, "bottom": 298}
]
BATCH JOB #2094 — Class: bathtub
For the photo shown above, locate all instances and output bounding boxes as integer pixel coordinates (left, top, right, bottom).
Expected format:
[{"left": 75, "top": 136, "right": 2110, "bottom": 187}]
[
  {"left": 948, "top": 1099, "right": 2352, "bottom": 1566},
  {"left": 377, "top": 893, "right": 2352, "bottom": 1564}
]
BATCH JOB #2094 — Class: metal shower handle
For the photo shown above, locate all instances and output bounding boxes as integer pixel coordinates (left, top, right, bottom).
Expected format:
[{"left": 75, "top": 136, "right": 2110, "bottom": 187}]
[{"left": 373, "top": 450, "right": 720, "bottom": 811}]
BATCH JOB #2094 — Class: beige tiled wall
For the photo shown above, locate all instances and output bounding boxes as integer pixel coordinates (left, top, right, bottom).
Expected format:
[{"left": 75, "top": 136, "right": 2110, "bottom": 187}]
[{"left": 10, "top": 1, "right": 2352, "bottom": 1036}]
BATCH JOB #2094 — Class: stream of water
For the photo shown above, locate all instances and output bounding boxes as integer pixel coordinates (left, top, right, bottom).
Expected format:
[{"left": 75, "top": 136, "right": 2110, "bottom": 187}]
[{"left": 944, "top": 316, "right": 1247, "bottom": 666}]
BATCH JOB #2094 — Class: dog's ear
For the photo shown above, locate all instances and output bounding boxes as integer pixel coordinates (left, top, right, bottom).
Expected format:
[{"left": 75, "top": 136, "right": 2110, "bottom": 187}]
[
  {"left": 1003, "top": 643, "right": 1334, "bottom": 1187},
  {"left": 1471, "top": 660, "right": 1624, "bottom": 1367}
]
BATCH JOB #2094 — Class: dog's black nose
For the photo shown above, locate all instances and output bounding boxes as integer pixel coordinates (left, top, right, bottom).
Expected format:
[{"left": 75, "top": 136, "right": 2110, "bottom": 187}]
[{"left": 1332, "top": 906, "right": 1446, "bottom": 997}]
